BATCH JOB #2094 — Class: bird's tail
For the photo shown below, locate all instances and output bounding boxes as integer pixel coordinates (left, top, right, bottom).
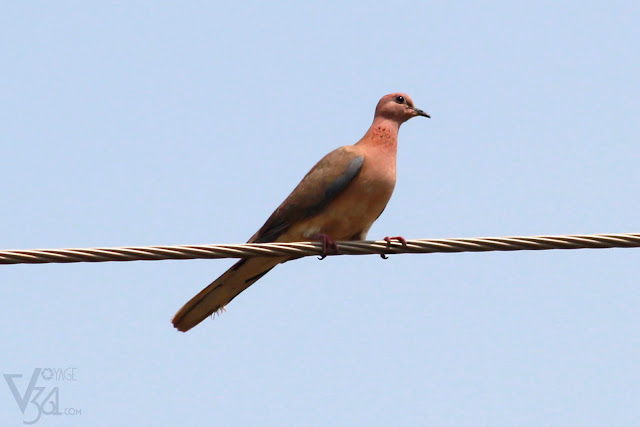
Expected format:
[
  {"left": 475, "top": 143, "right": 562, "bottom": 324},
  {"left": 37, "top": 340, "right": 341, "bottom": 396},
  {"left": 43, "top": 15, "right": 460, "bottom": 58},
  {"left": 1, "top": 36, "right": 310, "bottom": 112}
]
[{"left": 172, "top": 257, "right": 285, "bottom": 332}]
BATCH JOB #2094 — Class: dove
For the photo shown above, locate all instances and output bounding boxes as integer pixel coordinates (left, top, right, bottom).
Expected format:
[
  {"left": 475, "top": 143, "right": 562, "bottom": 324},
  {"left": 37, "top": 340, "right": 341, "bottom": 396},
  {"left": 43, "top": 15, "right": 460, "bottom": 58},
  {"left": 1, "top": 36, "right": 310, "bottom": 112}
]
[{"left": 172, "top": 93, "right": 429, "bottom": 332}]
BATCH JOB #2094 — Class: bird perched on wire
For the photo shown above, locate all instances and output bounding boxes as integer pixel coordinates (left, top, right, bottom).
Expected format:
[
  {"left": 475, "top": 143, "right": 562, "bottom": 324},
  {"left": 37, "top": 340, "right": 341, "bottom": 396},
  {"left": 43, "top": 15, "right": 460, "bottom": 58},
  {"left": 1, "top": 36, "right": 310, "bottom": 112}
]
[{"left": 172, "top": 93, "right": 429, "bottom": 332}]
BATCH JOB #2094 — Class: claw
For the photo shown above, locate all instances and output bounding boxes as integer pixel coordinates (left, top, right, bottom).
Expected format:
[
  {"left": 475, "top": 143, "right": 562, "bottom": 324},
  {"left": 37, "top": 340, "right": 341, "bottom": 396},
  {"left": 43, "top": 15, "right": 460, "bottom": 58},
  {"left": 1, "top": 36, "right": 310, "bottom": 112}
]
[
  {"left": 311, "top": 233, "right": 339, "bottom": 260},
  {"left": 384, "top": 236, "right": 407, "bottom": 246},
  {"left": 381, "top": 236, "right": 407, "bottom": 259}
]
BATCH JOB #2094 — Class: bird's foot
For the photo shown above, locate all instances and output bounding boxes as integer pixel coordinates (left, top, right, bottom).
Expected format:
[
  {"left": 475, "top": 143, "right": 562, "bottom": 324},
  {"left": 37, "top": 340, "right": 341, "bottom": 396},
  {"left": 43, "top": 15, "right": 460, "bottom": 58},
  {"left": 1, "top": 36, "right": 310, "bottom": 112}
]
[
  {"left": 311, "top": 233, "right": 339, "bottom": 260},
  {"left": 381, "top": 236, "right": 407, "bottom": 259}
]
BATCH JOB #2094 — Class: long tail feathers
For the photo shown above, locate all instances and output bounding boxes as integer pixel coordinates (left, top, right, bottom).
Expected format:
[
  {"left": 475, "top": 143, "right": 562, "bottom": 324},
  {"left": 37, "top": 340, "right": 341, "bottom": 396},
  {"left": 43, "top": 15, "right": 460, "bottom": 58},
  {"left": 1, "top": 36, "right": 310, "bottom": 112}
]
[{"left": 172, "top": 257, "right": 284, "bottom": 332}]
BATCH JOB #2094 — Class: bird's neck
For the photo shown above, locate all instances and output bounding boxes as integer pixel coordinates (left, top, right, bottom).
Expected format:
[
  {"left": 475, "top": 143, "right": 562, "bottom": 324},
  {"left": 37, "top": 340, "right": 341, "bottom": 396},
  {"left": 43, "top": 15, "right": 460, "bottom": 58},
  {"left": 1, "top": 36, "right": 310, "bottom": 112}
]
[{"left": 357, "top": 117, "right": 400, "bottom": 151}]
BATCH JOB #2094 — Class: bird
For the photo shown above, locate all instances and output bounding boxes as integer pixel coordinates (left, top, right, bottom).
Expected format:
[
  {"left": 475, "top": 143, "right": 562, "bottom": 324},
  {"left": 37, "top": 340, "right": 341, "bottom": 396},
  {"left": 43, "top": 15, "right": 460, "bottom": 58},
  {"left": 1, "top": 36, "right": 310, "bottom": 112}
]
[{"left": 172, "top": 93, "right": 429, "bottom": 332}]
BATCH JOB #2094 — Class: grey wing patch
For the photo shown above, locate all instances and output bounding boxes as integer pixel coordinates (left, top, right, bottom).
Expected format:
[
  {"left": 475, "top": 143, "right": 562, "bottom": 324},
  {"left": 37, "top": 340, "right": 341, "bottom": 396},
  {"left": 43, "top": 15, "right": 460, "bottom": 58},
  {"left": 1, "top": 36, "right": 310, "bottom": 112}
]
[
  {"left": 303, "top": 155, "right": 364, "bottom": 218},
  {"left": 253, "top": 154, "right": 364, "bottom": 244}
]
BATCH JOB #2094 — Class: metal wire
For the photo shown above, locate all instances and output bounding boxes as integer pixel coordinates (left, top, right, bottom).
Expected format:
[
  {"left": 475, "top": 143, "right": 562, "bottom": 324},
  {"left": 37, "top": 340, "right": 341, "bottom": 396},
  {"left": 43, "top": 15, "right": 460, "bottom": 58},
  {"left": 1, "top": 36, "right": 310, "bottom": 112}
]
[{"left": 1, "top": 232, "right": 639, "bottom": 265}]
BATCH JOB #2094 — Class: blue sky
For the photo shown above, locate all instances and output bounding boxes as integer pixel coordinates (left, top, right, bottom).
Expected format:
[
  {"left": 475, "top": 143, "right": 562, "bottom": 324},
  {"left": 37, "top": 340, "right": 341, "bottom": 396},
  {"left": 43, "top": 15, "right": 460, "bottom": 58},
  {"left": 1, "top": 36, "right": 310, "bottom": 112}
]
[{"left": 1, "top": 1, "right": 639, "bottom": 425}]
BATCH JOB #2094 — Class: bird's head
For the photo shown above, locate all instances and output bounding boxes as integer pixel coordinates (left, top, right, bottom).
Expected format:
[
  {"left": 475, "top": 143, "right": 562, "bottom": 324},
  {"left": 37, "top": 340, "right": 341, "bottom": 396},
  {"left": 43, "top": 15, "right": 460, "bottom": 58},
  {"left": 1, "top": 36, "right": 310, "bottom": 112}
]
[{"left": 374, "top": 93, "right": 430, "bottom": 123}]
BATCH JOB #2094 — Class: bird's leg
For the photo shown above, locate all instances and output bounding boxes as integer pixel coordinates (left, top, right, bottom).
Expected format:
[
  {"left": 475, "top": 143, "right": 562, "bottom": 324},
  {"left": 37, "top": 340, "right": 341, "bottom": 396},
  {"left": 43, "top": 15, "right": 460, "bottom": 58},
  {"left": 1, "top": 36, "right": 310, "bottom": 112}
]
[
  {"left": 381, "top": 236, "right": 407, "bottom": 259},
  {"left": 310, "top": 233, "right": 339, "bottom": 260}
]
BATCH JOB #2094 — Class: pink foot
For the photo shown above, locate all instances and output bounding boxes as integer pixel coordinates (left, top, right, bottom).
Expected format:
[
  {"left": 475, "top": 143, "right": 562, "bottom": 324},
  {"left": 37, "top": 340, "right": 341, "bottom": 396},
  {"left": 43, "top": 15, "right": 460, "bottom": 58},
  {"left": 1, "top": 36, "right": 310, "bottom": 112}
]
[
  {"left": 311, "top": 233, "right": 339, "bottom": 260},
  {"left": 381, "top": 236, "right": 407, "bottom": 259}
]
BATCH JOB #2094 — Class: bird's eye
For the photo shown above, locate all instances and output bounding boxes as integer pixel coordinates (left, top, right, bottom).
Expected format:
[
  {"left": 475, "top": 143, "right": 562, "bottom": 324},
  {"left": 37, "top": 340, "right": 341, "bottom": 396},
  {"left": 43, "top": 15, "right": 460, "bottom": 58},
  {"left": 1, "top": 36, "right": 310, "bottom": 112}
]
[{"left": 394, "top": 95, "right": 405, "bottom": 104}]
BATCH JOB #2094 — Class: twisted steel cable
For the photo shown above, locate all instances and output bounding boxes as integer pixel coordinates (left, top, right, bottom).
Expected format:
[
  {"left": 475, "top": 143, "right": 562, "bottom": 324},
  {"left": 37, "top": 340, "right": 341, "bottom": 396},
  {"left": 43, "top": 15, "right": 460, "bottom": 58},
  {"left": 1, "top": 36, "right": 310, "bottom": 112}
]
[{"left": 1, "top": 232, "right": 639, "bottom": 265}]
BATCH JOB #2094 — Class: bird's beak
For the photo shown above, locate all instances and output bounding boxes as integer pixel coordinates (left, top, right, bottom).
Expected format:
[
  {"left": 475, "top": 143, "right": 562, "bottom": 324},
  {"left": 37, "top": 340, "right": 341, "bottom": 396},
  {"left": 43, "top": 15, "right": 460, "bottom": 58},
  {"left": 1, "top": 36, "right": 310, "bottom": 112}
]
[{"left": 412, "top": 107, "right": 430, "bottom": 118}]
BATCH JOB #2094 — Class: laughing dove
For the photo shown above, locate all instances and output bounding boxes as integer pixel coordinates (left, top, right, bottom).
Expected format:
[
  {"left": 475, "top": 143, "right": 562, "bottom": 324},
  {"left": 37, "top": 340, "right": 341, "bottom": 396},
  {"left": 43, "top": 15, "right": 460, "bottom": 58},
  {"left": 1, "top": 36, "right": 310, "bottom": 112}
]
[{"left": 172, "top": 93, "right": 429, "bottom": 332}]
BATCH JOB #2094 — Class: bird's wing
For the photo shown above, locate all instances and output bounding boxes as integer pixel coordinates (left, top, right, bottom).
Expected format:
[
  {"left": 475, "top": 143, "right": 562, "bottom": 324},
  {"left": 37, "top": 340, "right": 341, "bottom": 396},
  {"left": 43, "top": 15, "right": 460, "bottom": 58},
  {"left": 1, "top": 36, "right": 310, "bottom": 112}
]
[
  {"left": 172, "top": 146, "right": 364, "bottom": 332},
  {"left": 250, "top": 146, "right": 364, "bottom": 243}
]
